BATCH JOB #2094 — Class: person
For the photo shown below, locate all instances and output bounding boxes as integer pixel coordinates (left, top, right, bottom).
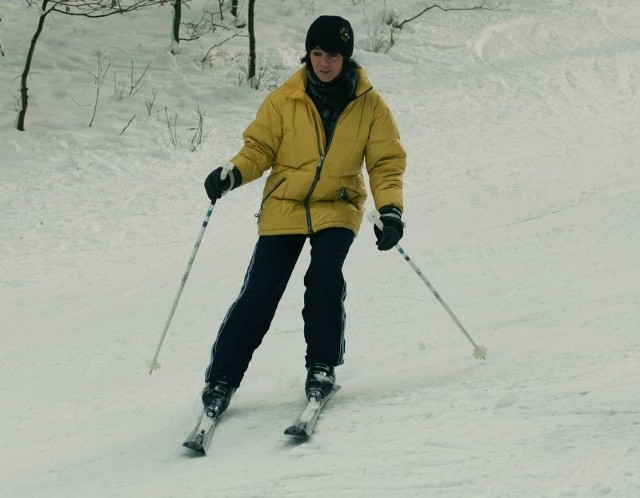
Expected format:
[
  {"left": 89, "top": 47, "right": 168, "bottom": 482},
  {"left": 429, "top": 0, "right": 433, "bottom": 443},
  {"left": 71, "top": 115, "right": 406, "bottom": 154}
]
[{"left": 200, "top": 15, "right": 406, "bottom": 417}]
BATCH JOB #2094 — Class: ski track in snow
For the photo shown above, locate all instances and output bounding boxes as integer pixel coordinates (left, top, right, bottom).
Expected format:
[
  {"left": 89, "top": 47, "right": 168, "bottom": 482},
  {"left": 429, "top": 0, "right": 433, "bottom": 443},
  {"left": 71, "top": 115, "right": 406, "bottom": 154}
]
[{"left": 1, "top": 0, "right": 640, "bottom": 496}]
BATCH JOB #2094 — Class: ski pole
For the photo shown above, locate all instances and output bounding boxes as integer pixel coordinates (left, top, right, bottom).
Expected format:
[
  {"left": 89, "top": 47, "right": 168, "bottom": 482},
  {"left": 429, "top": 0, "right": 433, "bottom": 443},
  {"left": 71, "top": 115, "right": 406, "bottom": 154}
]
[
  {"left": 148, "top": 203, "right": 215, "bottom": 373},
  {"left": 368, "top": 211, "right": 487, "bottom": 360},
  {"left": 148, "top": 165, "right": 232, "bottom": 374}
]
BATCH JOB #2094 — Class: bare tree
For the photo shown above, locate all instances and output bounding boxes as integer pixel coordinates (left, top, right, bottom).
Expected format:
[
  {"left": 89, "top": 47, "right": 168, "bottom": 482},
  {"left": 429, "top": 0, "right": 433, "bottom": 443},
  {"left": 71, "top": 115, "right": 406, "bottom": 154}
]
[
  {"left": 1, "top": 17, "right": 5, "bottom": 56},
  {"left": 176, "top": 0, "right": 245, "bottom": 59},
  {"left": 170, "top": 0, "right": 204, "bottom": 53},
  {"left": 171, "top": 0, "right": 183, "bottom": 52},
  {"left": 247, "top": 0, "right": 256, "bottom": 85},
  {"left": 17, "top": 0, "right": 161, "bottom": 131}
]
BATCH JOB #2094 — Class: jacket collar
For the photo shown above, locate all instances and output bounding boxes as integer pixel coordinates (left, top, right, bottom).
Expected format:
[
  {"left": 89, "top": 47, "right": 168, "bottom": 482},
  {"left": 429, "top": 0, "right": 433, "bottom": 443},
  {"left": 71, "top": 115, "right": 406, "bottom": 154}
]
[{"left": 283, "top": 65, "right": 373, "bottom": 100}]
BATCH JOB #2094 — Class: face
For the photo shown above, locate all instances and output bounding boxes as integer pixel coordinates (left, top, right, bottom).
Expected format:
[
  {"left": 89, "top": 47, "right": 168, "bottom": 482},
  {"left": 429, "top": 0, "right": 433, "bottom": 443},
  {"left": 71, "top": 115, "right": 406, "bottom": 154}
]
[{"left": 309, "top": 48, "right": 344, "bottom": 83}]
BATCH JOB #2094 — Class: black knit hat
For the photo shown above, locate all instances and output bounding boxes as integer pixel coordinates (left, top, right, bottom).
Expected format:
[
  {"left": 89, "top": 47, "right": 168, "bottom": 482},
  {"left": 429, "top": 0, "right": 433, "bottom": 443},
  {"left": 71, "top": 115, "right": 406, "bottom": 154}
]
[{"left": 305, "top": 15, "right": 354, "bottom": 59}]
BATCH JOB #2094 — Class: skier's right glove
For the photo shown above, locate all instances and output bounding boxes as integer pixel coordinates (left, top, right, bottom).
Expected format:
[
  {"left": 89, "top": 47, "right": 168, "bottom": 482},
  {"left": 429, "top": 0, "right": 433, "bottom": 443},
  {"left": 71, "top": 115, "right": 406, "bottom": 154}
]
[
  {"left": 204, "top": 163, "right": 242, "bottom": 204},
  {"left": 374, "top": 205, "right": 404, "bottom": 251}
]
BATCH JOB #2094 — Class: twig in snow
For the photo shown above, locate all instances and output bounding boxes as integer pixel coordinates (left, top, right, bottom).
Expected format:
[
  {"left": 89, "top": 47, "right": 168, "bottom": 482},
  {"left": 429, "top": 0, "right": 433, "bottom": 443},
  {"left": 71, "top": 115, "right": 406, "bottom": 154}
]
[{"left": 119, "top": 114, "right": 136, "bottom": 135}]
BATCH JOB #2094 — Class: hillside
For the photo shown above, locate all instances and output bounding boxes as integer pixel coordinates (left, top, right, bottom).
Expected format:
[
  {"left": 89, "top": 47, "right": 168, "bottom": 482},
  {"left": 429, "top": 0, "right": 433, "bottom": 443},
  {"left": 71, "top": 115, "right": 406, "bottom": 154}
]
[{"left": 1, "top": 0, "right": 639, "bottom": 496}]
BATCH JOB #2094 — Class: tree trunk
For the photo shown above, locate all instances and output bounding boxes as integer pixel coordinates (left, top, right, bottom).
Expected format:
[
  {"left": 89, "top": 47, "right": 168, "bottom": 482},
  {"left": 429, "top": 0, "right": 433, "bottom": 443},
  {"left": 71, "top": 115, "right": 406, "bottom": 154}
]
[
  {"left": 247, "top": 0, "right": 256, "bottom": 83},
  {"left": 171, "top": 0, "right": 182, "bottom": 53},
  {"left": 231, "top": 0, "right": 239, "bottom": 17},
  {"left": 18, "top": 0, "right": 49, "bottom": 131}
]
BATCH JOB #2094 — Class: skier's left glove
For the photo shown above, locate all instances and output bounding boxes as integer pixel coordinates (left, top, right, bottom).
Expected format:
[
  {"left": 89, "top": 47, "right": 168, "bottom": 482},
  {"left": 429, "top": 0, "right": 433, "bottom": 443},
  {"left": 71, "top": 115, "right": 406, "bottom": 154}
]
[
  {"left": 204, "top": 163, "right": 242, "bottom": 204},
  {"left": 374, "top": 205, "right": 404, "bottom": 251}
]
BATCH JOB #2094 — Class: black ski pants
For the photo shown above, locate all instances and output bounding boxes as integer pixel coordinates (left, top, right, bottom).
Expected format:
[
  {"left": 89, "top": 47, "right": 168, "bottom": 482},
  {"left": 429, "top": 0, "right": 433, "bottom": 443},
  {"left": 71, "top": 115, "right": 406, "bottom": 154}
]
[{"left": 205, "top": 227, "right": 355, "bottom": 388}]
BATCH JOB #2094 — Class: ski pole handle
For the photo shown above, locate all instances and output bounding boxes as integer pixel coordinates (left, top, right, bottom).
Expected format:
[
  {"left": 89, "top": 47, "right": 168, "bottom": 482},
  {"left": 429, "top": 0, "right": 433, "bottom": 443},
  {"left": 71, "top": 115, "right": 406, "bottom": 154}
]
[
  {"left": 220, "top": 161, "right": 236, "bottom": 180},
  {"left": 220, "top": 161, "right": 234, "bottom": 181},
  {"left": 367, "top": 210, "right": 384, "bottom": 230},
  {"left": 216, "top": 161, "right": 237, "bottom": 198}
]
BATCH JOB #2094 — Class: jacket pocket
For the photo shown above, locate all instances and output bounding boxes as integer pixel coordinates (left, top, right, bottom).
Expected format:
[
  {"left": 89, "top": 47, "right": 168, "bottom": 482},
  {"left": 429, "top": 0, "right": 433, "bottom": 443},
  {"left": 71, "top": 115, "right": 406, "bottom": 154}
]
[
  {"left": 256, "top": 177, "right": 286, "bottom": 219},
  {"left": 338, "top": 186, "right": 363, "bottom": 207},
  {"left": 338, "top": 187, "right": 354, "bottom": 204}
]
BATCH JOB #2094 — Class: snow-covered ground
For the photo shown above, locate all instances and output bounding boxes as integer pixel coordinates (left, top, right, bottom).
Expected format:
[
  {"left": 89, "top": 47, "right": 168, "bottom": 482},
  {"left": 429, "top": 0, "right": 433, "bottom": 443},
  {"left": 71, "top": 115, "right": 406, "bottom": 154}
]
[{"left": 2, "top": 0, "right": 639, "bottom": 496}]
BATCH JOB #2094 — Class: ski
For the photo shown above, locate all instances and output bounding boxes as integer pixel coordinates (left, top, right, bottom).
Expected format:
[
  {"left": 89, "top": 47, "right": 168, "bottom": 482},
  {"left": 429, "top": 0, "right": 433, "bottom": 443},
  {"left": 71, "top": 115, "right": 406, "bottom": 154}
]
[
  {"left": 284, "top": 386, "right": 341, "bottom": 439},
  {"left": 183, "top": 386, "right": 340, "bottom": 453},
  {"left": 183, "top": 411, "right": 221, "bottom": 455}
]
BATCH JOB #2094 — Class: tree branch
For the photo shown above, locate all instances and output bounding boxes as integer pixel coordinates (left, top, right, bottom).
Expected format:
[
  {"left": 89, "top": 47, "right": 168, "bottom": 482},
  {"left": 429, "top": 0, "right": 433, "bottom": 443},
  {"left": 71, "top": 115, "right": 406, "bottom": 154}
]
[
  {"left": 394, "top": 0, "right": 505, "bottom": 30},
  {"left": 48, "top": 0, "right": 162, "bottom": 18}
]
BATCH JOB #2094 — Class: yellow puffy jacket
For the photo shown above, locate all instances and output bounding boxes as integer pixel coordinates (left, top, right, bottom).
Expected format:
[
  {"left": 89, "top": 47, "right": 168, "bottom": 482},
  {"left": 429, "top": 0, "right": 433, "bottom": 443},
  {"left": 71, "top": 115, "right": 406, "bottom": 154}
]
[{"left": 231, "top": 66, "right": 406, "bottom": 235}]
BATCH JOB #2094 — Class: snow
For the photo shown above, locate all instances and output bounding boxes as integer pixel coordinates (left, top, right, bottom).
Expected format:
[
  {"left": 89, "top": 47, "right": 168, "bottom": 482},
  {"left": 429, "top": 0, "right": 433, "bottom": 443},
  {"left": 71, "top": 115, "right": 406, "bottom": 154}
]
[{"left": 1, "top": 0, "right": 640, "bottom": 496}]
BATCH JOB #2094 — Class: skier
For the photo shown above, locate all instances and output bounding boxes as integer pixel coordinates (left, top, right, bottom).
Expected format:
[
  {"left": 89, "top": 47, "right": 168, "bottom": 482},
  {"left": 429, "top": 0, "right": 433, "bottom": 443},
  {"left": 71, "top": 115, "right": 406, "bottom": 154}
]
[{"left": 200, "top": 15, "right": 406, "bottom": 416}]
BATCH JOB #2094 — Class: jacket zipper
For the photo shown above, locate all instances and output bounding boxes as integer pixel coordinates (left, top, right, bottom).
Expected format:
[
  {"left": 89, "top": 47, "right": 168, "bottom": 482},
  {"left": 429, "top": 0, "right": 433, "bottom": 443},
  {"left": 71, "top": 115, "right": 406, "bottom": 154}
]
[
  {"left": 302, "top": 87, "right": 372, "bottom": 232},
  {"left": 303, "top": 153, "right": 326, "bottom": 231}
]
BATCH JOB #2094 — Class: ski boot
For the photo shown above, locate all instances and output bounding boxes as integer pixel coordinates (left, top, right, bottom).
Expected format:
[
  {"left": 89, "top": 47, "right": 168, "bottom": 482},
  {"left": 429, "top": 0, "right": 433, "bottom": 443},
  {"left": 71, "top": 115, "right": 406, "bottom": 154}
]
[
  {"left": 305, "top": 363, "right": 335, "bottom": 401},
  {"left": 202, "top": 378, "right": 235, "bottom": 418}
]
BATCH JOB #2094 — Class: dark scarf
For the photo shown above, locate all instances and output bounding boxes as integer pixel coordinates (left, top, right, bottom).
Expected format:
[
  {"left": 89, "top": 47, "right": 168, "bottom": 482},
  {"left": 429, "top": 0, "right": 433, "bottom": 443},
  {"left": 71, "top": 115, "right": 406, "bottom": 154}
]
[{"left": 306, "top": 60, "right": 358, "bottom": 143}]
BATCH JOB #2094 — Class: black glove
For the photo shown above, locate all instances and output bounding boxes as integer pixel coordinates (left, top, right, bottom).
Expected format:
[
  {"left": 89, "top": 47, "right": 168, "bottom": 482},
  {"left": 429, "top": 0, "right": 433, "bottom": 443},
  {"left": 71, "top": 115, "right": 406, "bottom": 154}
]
[
  {"left": 204, "top": 164, "right": 242, "bottom": 204},
  {"left": 374, "top": 205, "right": 404, "bottom": 251}
]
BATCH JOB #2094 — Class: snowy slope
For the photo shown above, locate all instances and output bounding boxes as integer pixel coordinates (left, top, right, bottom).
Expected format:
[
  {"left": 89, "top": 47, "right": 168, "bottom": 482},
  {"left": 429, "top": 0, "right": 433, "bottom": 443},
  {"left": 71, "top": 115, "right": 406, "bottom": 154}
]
[{"left": 1, "top": 0, "right": 639, "bottom": 496}]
